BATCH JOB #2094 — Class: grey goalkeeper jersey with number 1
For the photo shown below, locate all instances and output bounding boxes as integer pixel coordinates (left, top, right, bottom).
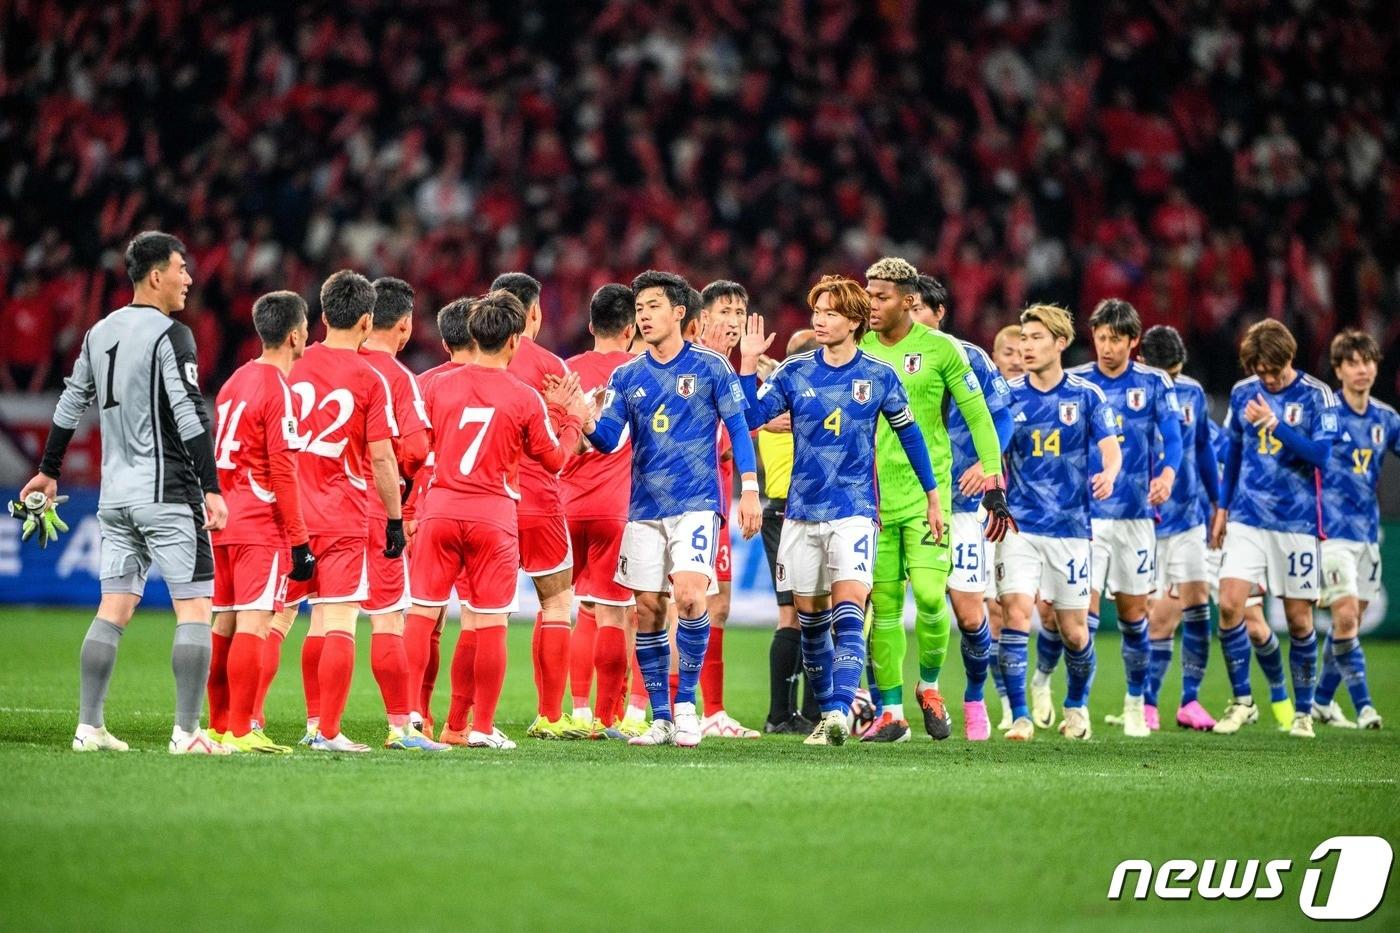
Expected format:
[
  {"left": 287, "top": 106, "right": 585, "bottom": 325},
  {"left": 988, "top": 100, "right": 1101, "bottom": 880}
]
[{"left": 53, "top": 304, "right": 212, "bottom": 509}]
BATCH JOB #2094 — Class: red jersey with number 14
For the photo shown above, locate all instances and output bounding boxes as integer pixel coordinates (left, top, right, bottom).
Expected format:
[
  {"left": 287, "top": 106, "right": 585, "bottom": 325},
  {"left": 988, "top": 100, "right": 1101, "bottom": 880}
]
[
  {"left": 288, "top": 342, "right": 394, "bottom": 538},
  {"left": 422, "top": 364, "right": 576, "bottom": 533},
  {"left": 212, "top": 360, "right": 302, "bottom": 547},
  {"left": 507, "top": 336, "right": 569, "bottom": 517},
  {"left": 561, "top": 349, "right": 633, "bottom": 521}
]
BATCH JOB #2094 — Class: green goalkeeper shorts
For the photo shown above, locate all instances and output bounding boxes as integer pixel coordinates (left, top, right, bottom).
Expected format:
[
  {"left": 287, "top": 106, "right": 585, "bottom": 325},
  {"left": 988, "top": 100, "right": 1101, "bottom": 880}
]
[{"left": 873, "top": 513, "right": 952, "bottom": 584}]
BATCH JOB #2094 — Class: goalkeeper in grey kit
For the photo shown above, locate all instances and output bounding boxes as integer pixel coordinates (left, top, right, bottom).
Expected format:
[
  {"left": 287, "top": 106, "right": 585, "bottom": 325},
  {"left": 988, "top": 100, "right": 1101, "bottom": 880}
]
[{"left": 18, "top": 231, "right": 232, "bottom": 755}]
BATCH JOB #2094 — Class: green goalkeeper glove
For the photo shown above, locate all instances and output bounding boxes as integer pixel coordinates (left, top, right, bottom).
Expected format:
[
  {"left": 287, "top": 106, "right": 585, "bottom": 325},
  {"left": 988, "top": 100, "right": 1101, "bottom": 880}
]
[{"left": 9, "top": 492, "right": 70, "bottom": 549}]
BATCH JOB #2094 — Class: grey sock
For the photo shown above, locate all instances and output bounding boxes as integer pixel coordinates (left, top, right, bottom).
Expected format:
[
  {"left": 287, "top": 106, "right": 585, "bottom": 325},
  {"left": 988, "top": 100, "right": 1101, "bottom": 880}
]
[
  {"left": 79, "top": 618, "right": 125, "bottom": 728},
  {"left": 172, "top": 622, "right": 212, "bottom": 733}
]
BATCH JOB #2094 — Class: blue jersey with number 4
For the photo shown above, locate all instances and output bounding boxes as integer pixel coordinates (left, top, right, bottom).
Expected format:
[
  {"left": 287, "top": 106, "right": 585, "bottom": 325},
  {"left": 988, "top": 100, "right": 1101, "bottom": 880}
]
[
  {"left": 1321, "top": 398, "right": 1400, "bottom": 544},
  {"left": 1068, "top": 361, "right": 1180, "bottom": 521},
  {"left": 589, "top": 341, "right": 747, "bottom": 521},
  {"left": 949, "top": 340, "right": 1011, "bottom": 514},
  {"left": 744, "top": 349, "right": 911, "bottom": 522},
  {"left": 1005, "top": 373, "right": 1118, "bottom": 539}
]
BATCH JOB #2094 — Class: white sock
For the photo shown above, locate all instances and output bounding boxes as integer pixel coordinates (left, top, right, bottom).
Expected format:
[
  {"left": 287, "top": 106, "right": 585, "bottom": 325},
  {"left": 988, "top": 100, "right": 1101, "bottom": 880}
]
[
  {"left": 573, "top": 706, "right": 592, "bottom": 722},
  {"left": 1031, "top": 669, "right": 1052, "bottom": 689},
  {"left": 886, "top": 703, "right": 905, "bottom": 721},
  {"left": 917, "top": 679, "right": 939, "bottom": 695},
  {"left": 625, "top": 704, "right": 646, "bottom": 722}
]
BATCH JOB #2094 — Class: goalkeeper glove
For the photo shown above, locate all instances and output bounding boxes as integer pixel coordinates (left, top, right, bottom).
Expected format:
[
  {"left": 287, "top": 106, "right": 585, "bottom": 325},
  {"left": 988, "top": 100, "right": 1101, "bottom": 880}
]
[
  {"left": 288, "top": 542, "right": 316, "bottom": 582},
  {"left": 9, "top": 492, "right": 70, "bottom": 549},
  {"left": 980, "top": 475, "right": 1017, "bottom": 543},
  {"left": 384, "top": 519, "right": 406, "bottom": 558}
]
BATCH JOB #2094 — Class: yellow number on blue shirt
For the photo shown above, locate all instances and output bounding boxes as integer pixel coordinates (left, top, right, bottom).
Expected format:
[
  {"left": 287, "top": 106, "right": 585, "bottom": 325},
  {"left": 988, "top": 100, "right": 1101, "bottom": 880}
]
[
  {"left": 1256, "top": 425, "right": 1282, "bottom": 455},
  {"left": 1353, "top": 448, "right": 1374, "bottom": 473},
  {"left": 652, "top": 404, "right": 670, "bottom": 434},
  {"left": 824, "top": 409, "right": 842, "bottom": 436},
  {"left": 1031, "top": 428, "right": 1061, "bottom": 457}
]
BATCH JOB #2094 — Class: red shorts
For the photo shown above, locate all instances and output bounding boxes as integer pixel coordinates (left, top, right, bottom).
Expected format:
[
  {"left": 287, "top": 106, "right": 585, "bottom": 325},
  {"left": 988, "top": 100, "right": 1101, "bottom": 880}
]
[
  {"left": 213, "top": 543, "right": 288, "bottom": 613},
  {"left": 715, "top": 524, "right": 733, "bottom": 584},
  {"left": 568, "top": 517, "right": 633, "bottom": 606},
  {"left": 364, "top": 519, "right": 409, "bottom": 615},
  {"left": 410, "top": 517, "right": 519, "bottom": 613},
  {"left": 519, "top": 511, "right": 572, "bottom": 577},
  {"left": 283, "top": 535, "right": 368, "bottom": 606}
]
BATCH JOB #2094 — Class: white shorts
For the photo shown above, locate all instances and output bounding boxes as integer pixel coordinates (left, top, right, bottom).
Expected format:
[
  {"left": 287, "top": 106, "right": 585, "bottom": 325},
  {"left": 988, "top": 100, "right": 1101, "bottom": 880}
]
[
  {"left": 616, "top": 511, "right": 721, "bottom": 596},
  {"left": 985, "top": 548, "right": 999, "bottom": 600},
  {"left": 948, "top": 511, "right": 988, "bottom": 594},
  {"left": 1320, "top": 538, "right": 1382, "bottom": 607},
  {"left": 1090, "top": 518, "right": 1156, "bottom": 597},
  {"left": 775, "top": 517, "right": 877, "bottom": 597},
  {"left": 996, "top": 531, "right": 1092, "bottom": 610},
  {"left": 1218, "top": 522, "right": 1320, "bottom": 602},
  {"left": 1155, "top": 526, "right": 1209, "bottom": 593}
]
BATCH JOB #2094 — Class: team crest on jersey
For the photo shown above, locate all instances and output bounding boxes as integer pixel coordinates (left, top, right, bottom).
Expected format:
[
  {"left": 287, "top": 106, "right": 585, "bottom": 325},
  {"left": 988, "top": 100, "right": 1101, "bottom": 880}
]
[
  {"left": 1181, "top": 402, "right": 1194, "bottom": 426},
  {"left": 1125, "top": 388, "right": 1147, "bottom": 411},
  {"left": 852, "top": 379, "right": 873, "bottom": 403},
  {"left": 676, "top": 374, "right": 697, "bottom": 398},
  {"left": 903, "top": 353, "right": 922, "bottom": 374},
  {"left": 1059, "top": 401, "right": 1080, "bottom": 425},
  {"left": 1283, "top": 402, "right": 1304, "bottom": 426},
  {"left": 1373, "top": 424, "right": 1386, "bottom": 446}
]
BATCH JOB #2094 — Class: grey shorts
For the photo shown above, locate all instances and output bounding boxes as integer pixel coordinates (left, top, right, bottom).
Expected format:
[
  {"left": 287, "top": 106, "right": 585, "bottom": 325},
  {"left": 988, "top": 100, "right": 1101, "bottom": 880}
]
[{"left": 98, "top": 502, "right": 214, "bottom": 600}]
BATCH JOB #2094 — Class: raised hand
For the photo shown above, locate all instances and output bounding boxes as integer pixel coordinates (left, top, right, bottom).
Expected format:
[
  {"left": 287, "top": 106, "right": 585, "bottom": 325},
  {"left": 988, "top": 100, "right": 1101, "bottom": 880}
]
[{"left": 739, "top": 313, "right": 775, "bottom": 371}]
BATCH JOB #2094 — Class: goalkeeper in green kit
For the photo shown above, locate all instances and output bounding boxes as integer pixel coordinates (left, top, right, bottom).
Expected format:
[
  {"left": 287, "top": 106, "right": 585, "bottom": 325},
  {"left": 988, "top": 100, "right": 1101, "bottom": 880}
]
[{"left": 859, "top": 258, "right": 1013, "bottom": 741}]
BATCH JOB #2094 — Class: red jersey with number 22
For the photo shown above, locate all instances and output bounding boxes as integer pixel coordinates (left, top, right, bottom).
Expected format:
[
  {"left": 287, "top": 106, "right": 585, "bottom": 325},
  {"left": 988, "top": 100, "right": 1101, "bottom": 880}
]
[
  {"left": 288, "top": 342, "right": 394, "bottom": 538},
  {"left": 507, "top": 336, "right": 568, "bottom": 517},
  {"left": 561, "top": 349, "right": 633, "bottom": 521},
  {"left": 212, "top": 360, "right": 302, "bottom": 547}
]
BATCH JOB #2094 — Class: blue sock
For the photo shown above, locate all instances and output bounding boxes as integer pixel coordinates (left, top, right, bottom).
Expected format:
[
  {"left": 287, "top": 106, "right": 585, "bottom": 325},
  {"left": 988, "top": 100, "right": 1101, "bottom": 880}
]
[
  {"left": 1329, "top": 635, "right": 1372, "bottom": 711},
  {"left": 960, "top": 618, "right": 992, "bottom": 702},
  {"left": 1179, "top": 603, "right": 1211, "bottom": 704},
  {"left": 1087, "top": 612, "right": 1101, "bottom": 638},
  {"left": 1035, "top": 627, "right": 1063, "bottom": 674},
  {"left": 635, "top": 630, "right": 672, "bottom": 721},
  {"left": 1289, "top": 631, "right": 1317, "bottom": 714},
  {"left": 999, "top": 630, "right": 1030, "bottom": 720},
  {"left": 1120, "top": 616, "right": 1150, "bottom": 697},
  {"left": 1064, "top": 640, "right": 1095, "bottom": 708},
  {"left": 1314, "top": 634, "right": 1341, "bottom": 707},
  {"left": 830, "top": 602, "right": 867, "bottom": 713},
  {"left": 1254, "top": 632, "right": 1288, "bottom": 703},
  {"left": 1220, "top": 624, "right": 1253, "bottom": 699},
  {"left": 674, "top": 611, "right": 711, "bottom": 706},
  {"left": 990, "top": 640, "right": 1007, "bottom": 698},
  {"left": 798, "top": 609, "right": 835, "bottom": 712},
  {"left": 1144, "top": 636, "right": 1173, "bottom": 707}
]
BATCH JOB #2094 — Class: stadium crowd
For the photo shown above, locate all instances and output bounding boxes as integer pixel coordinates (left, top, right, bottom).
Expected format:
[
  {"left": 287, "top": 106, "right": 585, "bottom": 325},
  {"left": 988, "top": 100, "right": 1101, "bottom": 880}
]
[{"left": 2, "top": 0, "right": 1398, "bottom": 395}]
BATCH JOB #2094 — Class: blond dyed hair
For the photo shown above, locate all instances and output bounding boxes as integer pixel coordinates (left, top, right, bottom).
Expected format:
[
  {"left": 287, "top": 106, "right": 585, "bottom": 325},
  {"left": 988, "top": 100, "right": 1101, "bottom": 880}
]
[
  {"left": 864, "top": 257, "right": 919, "bottom": 288},
  {"left": 1019, "top": 303, "right": 1074, "bottom": 345},
  {"left": 993, "top": 324, "right": 1022, "bottom": 354}
]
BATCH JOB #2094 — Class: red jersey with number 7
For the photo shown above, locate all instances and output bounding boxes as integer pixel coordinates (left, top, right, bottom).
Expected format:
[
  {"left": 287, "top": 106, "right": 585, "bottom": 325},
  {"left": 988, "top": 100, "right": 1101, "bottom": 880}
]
[
  {"left": 212, "top": 359, "right": 304, "bottom": 547},
  {"left": 287, "top": 342, "right": 394, "bottom": 538},
  {"left": 422, "top": 364, "right": 581, "bottom": 533}
]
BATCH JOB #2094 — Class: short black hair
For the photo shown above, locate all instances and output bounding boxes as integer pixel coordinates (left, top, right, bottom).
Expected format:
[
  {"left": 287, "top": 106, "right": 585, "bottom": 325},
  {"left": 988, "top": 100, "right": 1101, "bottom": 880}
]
[
  {"left": 683, "top": 286, "right": 704, "bottom": 332},
  {"left": 701, "top": 280, "right": 749, "bottom": 309},
  {"left": 489, "top": 272, "right": 542, "bottom": 311},
  {"left": 1139, "top": 325, "right": 1187, "bottom": 370},
  {"left": 437, "top": 297, "right": 474, "bottom": 352},
  {"left": 252, "top": 291, "right": 308, "bottom": 347},
  {"left": 371, "top": 277, "right": 415, "bottom": 329},
  {"left": 916, "top": 274, "right": 947, "bottom": 313},
  {"left": 320, "top": 270, "right": 376, "bottom": 330},
  {"left": 1088, "top": 298, "right": 1142, "bottom": 339},
  {"left": 125, "top": 231, "right": 187, "bottom": 284},
  {"left": 469, "top": 291, "right": 527, "bottom": 353},
  {"left": 590, "top": 284, "right": 635, "bottom": 337},
  {"left": 630, "top": 269, "right": 690, "bottom": 311}
]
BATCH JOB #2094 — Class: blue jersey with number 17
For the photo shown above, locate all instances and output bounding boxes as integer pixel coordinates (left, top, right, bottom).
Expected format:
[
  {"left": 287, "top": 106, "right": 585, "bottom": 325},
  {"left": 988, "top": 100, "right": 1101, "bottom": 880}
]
[
  {"left": 1005, "top": 373, "right": 1118, "bottom": 539},
  {"left": 745, "top": 349, "right": 911, "bottom": 522},
  {"left": 949, "top": 340, "right": 1011, "bottom": 514},
  {"left": 590, "top": 341, "right": 747, "bottom": 522},
  {"left": 1321, "top": 398, "right": 1400, "bottom": 544}
]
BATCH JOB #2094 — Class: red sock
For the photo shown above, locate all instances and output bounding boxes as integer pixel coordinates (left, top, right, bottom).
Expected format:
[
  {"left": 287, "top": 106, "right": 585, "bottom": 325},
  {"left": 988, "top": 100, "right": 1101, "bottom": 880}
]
[
  {"left": 668, "top": 671, "right": 679, "bottom": 709},
  {"left": 207, "top": 631, "right": 232, "bottom": 734},
  {"left": 473, "top": 626, "right": 508, "bottom": 735},
  {"left": 538, "top": 619, "right": 571, "bottom": 720},
  {"left": 252, "top": 628, "right": 285, "bottom": 727},
  {"left": 593, "top": 626, "right": 627, "bottom": 726},
  {"left": 531, "top": 615, "right": 543, "bottom": 698},
  {"left": 701, "top": 625, "right": 725, "bottom": 716},
  {"left": 446, "top": 630, "right": 478, "bottom": 733},
  {"left": 569, "top": 606, "right": 598, "bottom": 709},
  {"left": 629, "top": 656, "right": 648, "bottom": 707},
  {"left": 301, "top": 634, "right": 324, "bottom": 722},
  {"left": 422, "top": 625, "right": 442, "bottom": 718},
  {"left": 371, "top": 632, "right": 410, "bottom": 724},
  {"left": 227, "top": 632, "right": 263, "bottom": 737},
  {"left": 317, "top": 631, "right": 355, "bottom": 738},
  {"left": 403, "top": 613, "right": 437, "bottom": 716}
]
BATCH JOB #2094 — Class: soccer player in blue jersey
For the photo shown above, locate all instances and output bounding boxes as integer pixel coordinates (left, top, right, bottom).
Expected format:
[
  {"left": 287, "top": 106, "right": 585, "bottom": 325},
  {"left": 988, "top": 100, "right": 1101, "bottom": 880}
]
[
  {"left": 582, "top": 270, "right": 762, "bottom": 748},
  {"left": 915, "top": 281, "right": 1017, "bottom": 741},
  {"left": 736, "top": 275, "right": 965, "bottom": 745},
  {"left": 1211, "top": 320, "right": 1340, "bottom": 739},
  {"left": 1033, "top": 299, "right": 1181, "bottom": 739},
  {"left": 997, "top": 304, "right": 1122, "bottom": 741},
  {"left": 1313, "top": 330, "right": 1398, "bottom": 730},
  {"left": 1136, "top": 326, "right": 1221, "bottom": 731}
]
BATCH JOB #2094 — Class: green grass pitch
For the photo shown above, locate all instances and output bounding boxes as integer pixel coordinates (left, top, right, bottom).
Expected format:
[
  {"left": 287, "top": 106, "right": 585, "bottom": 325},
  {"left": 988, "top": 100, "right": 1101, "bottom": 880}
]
[{"left": 0, "top": 608, "right": 1396, "bottom": 931}]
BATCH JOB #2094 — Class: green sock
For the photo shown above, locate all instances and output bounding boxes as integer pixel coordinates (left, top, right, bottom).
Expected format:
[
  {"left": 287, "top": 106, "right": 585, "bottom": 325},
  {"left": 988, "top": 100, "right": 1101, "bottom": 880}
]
[
  {"left": 911, "top": 568, "right": 950, "bottom": 685},
  {"left": 869, "top": 580, "right": 907, "bottom": 701}
]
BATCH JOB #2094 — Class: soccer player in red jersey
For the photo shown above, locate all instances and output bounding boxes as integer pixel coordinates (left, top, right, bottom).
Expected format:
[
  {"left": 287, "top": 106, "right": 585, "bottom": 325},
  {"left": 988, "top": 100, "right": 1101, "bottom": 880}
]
[
  {"left": 492, "top": 272, "right": 587, "bottom": 739},
  {"left": 407, "top": 292, "right": 589, "bottom": 749},
  {"left": 280, "top": 270, "right": 407, "bottom": 753},
  {"left": 207, "top": 291, "right": 315, "bottom": 754},
  {"left": 562, "top": 284, "right": 642, "bottom": 738}
]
